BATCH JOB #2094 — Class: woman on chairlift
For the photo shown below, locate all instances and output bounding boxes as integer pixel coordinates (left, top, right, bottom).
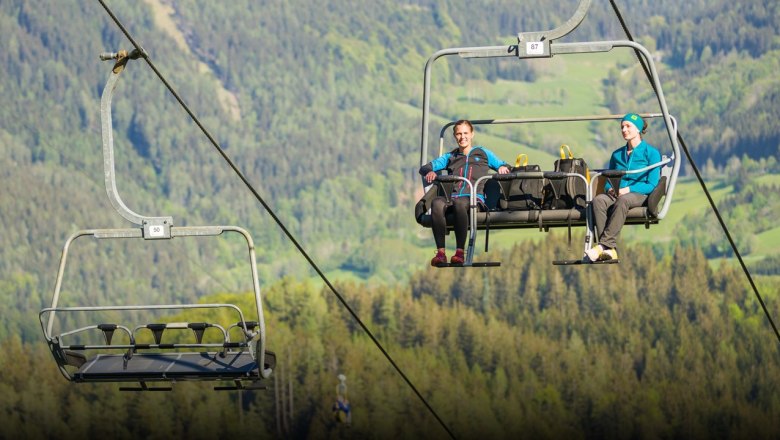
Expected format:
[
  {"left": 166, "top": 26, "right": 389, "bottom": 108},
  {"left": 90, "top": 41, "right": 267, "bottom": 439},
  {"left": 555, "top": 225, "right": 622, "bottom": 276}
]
[
  {"left": 585, "top": 113, "right": 661, "bottom": 262},
  {"left": 419, "top": 120, "right": 510, "bottom": 266}
]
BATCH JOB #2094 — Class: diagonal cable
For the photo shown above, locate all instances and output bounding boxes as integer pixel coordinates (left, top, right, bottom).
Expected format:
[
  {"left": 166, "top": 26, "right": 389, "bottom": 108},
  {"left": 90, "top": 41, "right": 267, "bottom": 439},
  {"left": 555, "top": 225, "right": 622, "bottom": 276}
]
[
  {"left": 95, "top": 1, "right": 457, "bottom": 437},
  {"left": 609, "top": 0, "right": 780, "bottom": 343}
]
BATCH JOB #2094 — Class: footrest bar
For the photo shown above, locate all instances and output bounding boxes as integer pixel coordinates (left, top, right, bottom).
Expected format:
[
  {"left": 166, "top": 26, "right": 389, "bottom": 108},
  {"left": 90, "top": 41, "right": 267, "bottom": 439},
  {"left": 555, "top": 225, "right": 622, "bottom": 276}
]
[
  {"left": 433, "top": 262, "right": 501, "bottom": 268},
  {"left": 552, "top": 259, "right": 620, "bottom": 266}
]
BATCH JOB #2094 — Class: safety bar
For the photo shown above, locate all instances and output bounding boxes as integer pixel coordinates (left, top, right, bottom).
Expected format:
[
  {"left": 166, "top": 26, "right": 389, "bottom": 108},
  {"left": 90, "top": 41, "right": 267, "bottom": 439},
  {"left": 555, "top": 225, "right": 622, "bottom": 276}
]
[
  {"left": 41, "top": 303, "right": 250, "bottom": 341},
  {"left": 41, "top": 302, "right": 270, "bottom": 379},
  {"left": 433, "top": 171, "right": 588, "bottom": 265}
]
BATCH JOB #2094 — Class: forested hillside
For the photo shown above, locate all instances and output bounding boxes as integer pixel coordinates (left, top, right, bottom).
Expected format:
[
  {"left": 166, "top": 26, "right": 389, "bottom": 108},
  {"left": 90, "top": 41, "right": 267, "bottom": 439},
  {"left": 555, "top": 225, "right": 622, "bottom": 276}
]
[
  {"left": 2, "top": 0, "right": 780, "bottom": 438},
  {"left": 1, "top": 237, "right": 778, "bottom": 438}
]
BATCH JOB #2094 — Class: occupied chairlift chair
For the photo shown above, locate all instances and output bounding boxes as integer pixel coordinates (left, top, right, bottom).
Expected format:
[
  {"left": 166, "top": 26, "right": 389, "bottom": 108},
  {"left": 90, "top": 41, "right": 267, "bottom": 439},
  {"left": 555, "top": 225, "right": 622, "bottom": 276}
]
[
  {"left": 39, "top": 50, "right": 275, "bottom": 391},
  {"left": 416, "top": 0, "right": 681, "bottom": 267}
]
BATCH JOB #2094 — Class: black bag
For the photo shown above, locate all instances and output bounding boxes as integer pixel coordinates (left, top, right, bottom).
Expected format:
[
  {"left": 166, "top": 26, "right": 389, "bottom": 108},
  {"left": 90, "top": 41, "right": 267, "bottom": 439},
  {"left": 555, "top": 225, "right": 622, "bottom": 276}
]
[
  {"left": 542, "top": 144, "right": 589, "bottom": 210},
  {"left": 498, "top": 154, "right": 543, "bottom": 211}
]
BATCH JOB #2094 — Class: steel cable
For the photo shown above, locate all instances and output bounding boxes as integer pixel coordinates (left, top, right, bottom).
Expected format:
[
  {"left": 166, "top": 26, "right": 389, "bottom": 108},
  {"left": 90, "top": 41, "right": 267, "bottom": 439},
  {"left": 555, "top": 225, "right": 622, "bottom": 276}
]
[
  {"left": 609, "top": 0, "right": 780, "bottom": 344},
  {"left": 95, "top": 0, "right": 458, "bottom": 437}
]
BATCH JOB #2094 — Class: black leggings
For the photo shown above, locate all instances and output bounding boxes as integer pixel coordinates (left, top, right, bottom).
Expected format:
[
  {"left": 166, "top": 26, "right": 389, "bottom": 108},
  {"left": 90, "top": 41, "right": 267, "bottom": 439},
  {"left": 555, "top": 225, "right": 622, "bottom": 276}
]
[{"left": 431, "top": 196, "right": 470, "bottom": 249}]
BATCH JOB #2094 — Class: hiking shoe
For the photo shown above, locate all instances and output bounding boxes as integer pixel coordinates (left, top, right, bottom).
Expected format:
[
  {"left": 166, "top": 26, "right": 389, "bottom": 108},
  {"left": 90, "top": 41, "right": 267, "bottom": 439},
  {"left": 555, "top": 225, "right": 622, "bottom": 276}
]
[
  {"left": 450, "top": 249, "right": 465, "bottom": 265},
  {"left": 599, "top": 248, "right": 618, "bottom": 261},
  {"left": 583, "top": 245, "right": 603, "bottom": 262},
  {"left": 431, "top": 250, "right": 447, "bottom": 266}
]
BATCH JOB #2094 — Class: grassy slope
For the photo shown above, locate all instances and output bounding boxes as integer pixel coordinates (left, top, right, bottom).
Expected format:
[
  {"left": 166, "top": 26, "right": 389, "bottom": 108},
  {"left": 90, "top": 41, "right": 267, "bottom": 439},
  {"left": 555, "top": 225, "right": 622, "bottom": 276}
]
[{"left": 446, "top": 51, "right": 635, "bottom": 166}]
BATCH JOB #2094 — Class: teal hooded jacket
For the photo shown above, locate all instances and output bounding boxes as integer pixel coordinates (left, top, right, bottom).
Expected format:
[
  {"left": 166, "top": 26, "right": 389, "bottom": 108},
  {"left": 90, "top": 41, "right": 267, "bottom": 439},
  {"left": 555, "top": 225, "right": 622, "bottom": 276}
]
[{"left": 604, "top": 140, "right": 662, "bottom": 195}]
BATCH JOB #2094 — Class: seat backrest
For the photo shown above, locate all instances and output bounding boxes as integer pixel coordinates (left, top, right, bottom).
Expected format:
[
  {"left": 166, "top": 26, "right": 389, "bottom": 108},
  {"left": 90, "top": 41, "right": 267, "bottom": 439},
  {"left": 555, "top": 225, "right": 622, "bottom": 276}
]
[{"left": 646, "top": 175, "right": 667, "bottom": 217}]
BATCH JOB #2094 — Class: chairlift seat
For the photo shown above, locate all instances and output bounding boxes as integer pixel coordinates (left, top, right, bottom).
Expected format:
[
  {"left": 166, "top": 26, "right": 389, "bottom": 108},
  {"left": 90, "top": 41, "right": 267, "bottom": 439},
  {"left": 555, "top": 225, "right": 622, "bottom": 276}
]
[
  {"left": 69, "top": 351, "right": 276, "bottom": 383},
  {"left": 416, "top": 174, "right": 668, "bottom": 231}
]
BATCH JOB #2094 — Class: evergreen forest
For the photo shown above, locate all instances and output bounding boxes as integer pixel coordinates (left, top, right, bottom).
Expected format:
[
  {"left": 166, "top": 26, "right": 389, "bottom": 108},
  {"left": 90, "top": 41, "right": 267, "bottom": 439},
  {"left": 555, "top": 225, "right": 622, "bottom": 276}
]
[{"left": 1, "top": 0, "right": 779, "bottom": 438}]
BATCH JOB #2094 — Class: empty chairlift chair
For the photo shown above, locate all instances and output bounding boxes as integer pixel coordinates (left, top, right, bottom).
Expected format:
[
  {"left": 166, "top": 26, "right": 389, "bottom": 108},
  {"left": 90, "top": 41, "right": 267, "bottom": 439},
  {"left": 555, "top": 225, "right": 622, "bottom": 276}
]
[{"left": 39, "top": 49, "right": 274, "bottom": 391}]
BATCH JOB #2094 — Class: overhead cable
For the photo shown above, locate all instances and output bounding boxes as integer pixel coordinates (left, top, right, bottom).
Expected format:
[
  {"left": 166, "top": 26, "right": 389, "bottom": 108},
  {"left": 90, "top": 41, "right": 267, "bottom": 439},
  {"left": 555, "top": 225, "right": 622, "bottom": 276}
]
[
  {"left": 95, "top": 1, "right": 458, "bottom": 438},
  {"left": 609, "top": 0, "right": 780, "bottom": 344}
]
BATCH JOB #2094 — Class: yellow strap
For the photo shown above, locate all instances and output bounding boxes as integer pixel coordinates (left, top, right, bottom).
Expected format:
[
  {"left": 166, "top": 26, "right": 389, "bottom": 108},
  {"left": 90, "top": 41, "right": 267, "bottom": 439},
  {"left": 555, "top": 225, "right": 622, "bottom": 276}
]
[
  {"left": 514, "top": 153, "right": 528, "bottom": 167},
  {"left": 559, "top": 144, "right": 574, "bottom": 159},
  {"left": 558, "top": 144, "right": 589, "bottom": 179}
]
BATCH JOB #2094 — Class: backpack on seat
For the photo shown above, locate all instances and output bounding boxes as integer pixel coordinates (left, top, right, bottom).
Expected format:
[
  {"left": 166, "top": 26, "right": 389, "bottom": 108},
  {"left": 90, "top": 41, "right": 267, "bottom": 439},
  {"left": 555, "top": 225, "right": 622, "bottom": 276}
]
[
  {"left": 542, "top": 144, "right": 589, "bottom": 210},
  {"left": 497, "top": 154, "right": 544, "bottom": 211}
]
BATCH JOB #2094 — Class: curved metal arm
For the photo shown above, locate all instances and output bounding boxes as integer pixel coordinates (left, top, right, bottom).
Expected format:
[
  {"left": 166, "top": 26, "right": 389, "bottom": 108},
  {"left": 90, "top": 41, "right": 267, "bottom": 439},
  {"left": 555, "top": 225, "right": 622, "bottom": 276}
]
[
  {"left": 220, "top": 226, "right": 269, "bottom": 377},
  {"left": 517, "top": 0, "right": 591, "bottom": 57},
  {"left": 100, "top": 52, "right": 173, "bottom": 237},
  {"left": 541, "top": 0, "right": 592, "bottom": 41}
]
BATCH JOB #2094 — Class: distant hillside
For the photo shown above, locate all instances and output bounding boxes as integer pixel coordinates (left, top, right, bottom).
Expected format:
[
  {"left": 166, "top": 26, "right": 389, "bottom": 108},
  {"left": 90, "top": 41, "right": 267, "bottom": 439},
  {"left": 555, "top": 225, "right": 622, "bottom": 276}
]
[{"left": 1, "top": 0, "right": 779, "bottom": 336}]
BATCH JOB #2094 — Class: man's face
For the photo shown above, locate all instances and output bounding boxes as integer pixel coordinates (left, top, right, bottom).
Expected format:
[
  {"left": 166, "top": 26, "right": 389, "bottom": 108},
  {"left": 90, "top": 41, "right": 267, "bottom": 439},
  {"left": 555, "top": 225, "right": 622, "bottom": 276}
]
[{"left": 454, "top": 124, "right": 473, "bottom": 149}]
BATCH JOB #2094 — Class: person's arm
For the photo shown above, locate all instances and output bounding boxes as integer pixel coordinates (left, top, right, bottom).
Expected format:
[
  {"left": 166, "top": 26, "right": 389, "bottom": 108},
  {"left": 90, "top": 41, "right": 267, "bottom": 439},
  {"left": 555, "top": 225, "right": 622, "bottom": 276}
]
[
  {"left": 419, "top": 153, "right": 451, "bottom": 183},
  {"left": 604, "top": 152, "right": 618, "bottom": 192},
  {"left": 483, "top": 148, "right": 510, "bottom": 173}
]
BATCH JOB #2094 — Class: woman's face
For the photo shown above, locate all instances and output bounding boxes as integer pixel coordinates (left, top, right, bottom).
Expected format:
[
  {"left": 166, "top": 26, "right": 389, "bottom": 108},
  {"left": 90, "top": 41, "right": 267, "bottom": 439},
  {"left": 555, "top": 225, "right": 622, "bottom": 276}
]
[
  {"left": 621, "top": 121, "right": 640, "bottom": 142},
  {"left": 453, "top": 124, "right": 474, "bottom": 149}
]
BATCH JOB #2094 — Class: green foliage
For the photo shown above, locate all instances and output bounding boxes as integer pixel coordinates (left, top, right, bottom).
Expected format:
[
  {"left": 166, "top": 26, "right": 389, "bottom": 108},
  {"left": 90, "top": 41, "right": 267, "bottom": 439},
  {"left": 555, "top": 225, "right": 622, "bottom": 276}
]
[
  {"left": 751, "top": 256, "right": 780, "bottom": 275},
  {"left": 673, "top": 177, "right": 780, "bottom": 258},
  {"left": 2, "top": 237, "right": 779, "bottom": 438}
]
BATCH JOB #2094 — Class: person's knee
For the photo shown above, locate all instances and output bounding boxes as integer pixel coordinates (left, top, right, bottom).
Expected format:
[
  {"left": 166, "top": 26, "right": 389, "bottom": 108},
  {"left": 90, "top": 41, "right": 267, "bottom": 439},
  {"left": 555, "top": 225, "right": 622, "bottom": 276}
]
[
  {"left": 431, "top": 198, "right": 447, "bottom": 213},
  {"left": 614, "top": 197, "right": 633, "bottom": 212},
  {"left": 592, "top": 194, "right": 609, "bottom": 212}
]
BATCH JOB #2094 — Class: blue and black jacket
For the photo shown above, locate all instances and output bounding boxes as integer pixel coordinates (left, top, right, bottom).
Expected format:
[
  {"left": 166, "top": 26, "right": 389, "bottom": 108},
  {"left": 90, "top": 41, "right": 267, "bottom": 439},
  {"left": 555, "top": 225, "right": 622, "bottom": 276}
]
[{"left": 419, "top": 146, "right": 508, "bottom": 201}]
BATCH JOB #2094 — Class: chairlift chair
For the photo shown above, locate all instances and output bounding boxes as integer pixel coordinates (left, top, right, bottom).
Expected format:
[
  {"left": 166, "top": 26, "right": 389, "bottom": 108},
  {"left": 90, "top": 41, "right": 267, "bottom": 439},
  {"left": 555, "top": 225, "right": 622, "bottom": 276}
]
[
  {"left": 415, "top": 0, "right": 681, "bottom": 267},
  {"left": 39, "top": 50, "right": 274, "bottom": 391}
]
